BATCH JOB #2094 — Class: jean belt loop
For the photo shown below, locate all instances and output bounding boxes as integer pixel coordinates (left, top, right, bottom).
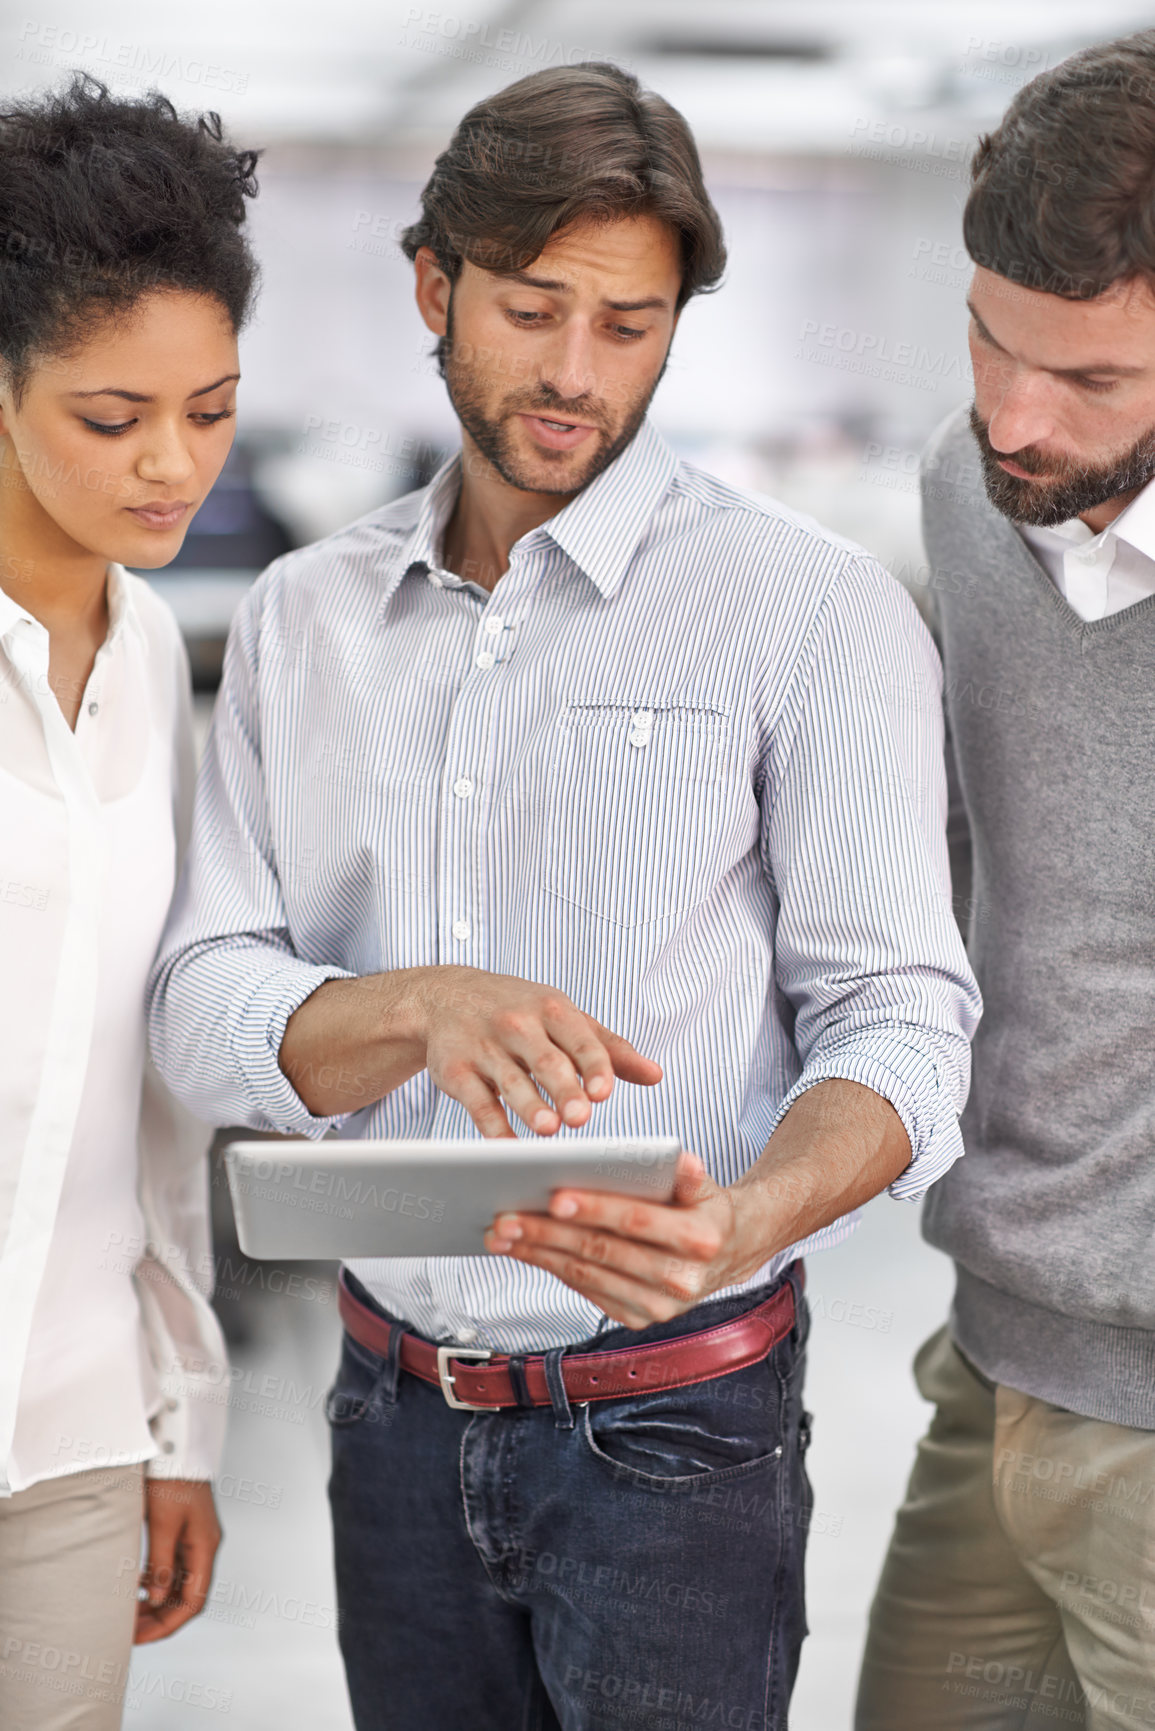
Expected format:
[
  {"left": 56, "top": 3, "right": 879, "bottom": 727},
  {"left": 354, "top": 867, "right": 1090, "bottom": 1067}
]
[
  {"left": 325, "top": 1328, "right": 401, "bottom": 1426},
  {"left": 379, "top": 1318, "right": 405, "bottom": 1405},
  {"left": 543, "top": 1346, "right": 575, "bottom": 1430},
  {"left": 507, "top": 1355, "right": 533, "bottom": 1409},
  {"left": 787, "top": 1259, "right": 807, "bottom": 1341}
]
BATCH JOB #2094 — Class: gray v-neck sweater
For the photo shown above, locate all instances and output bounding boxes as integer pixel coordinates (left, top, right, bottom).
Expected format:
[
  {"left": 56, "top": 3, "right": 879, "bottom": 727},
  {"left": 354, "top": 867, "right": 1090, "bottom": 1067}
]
[{"left": 920, "top": 405, "right": 1155, "bottom": 1427}]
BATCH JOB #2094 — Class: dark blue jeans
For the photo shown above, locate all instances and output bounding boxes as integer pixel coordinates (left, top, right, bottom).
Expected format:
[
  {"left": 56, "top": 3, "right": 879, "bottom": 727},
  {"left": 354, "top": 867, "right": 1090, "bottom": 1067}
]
[{"left": 327, "top": 1268, "right": 812, "bottom": 1731}]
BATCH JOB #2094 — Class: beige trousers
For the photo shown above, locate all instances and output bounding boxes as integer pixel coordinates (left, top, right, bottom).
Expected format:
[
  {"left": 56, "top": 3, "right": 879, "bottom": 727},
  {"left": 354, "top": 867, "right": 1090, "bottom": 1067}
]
[
  {"left": 856, "top": 1327, "right": 1155, "bottom": 1731},
  {"left": 0, "top": 1465, "right": 143, "bottom": 1730}
]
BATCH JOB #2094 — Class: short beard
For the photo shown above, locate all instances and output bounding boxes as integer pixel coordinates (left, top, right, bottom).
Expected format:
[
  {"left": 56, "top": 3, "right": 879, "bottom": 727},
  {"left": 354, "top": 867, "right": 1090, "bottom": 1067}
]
[
  {"left": 969, "top": 404, "right": 1155, "bottom": 526},
  {"left": 440, "top": 294, "right": 664, "bottom": 497}
]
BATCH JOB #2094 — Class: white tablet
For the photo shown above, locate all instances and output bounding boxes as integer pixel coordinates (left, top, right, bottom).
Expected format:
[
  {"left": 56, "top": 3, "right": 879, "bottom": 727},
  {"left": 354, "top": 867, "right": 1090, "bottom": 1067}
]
[{"left": 224, "top": 1136, "right": 681, "bottom": 1259}]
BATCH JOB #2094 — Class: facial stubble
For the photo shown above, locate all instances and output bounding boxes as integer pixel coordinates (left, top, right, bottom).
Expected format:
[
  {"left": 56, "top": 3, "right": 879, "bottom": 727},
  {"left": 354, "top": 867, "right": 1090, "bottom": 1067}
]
[
  {"left": 441, "top": 294, "right": 667, "bottom": 497},
  {"left": 969, "top": 403, "right": 1155, "bottom": 526}
]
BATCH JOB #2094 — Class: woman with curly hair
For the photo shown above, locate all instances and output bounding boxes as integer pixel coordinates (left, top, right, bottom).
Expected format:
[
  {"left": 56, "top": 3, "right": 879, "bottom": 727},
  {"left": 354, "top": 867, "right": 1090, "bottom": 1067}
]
[{"left": 0, "top": 74, "right": 259, "bottom": 1728}]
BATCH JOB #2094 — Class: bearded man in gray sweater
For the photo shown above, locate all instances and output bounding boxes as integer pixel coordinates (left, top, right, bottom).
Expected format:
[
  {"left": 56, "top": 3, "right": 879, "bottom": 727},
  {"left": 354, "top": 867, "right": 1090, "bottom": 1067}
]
[{"left": 857, "top": 33, "right": 1155, "bottom": 1730}]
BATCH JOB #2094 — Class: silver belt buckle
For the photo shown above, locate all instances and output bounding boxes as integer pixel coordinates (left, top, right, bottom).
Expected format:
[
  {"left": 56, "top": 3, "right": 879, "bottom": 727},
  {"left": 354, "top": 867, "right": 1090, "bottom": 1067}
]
[{"left": 436, "top": 1345, "right": 493, "bottom": 1409}]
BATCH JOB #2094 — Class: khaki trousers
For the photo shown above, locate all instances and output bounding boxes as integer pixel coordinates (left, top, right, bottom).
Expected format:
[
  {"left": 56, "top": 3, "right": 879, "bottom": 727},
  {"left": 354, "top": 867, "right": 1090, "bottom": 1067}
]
[
  {"left": 856, "top": 1327, "right": 1155, "bottom": 1731},
  {"left": 0, "top": 1465, "right": 143, "bottom": 1730}
]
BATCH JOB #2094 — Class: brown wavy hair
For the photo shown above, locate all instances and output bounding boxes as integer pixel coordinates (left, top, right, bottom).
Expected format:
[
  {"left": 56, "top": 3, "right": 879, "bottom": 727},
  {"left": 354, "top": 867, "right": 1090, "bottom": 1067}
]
[
  {"left": 965, "top": 31, "right": 1155, "bottom": 298},
  {"left": 400, "top": 61, "right": 725, "bottom": 312}
]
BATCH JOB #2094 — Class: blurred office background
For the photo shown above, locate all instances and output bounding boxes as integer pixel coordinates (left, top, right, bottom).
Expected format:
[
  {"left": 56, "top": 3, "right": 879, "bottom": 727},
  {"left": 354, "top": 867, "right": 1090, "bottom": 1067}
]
[{"left": 3, "top": 1, "right": 1150, "bottom": 1724}]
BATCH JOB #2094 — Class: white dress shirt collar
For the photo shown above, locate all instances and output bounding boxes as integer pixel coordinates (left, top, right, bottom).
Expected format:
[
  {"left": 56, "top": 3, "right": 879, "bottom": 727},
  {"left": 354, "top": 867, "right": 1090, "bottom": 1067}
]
[
  {"left": 1018, "top": 474, "right": 1155, "bottom": 621},
  {"left": 0, "top": 560, "right": 141, "bottom": 652},
  {"left": 1107, "top": 472, "right": 1155, "bottom": 562}
]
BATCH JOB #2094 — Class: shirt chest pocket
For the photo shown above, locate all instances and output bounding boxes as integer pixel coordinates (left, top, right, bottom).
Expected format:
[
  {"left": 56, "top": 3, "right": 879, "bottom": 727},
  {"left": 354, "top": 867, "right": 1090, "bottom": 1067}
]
[{"left": 543, "top": 700, "right": 733, "bottom": 928}]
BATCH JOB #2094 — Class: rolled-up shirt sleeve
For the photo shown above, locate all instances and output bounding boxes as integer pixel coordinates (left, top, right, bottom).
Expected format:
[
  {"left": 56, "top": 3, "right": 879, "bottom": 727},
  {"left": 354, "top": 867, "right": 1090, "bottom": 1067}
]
[
  {"left": 760, "top": 553, "right": 982, "bottom": 1199},
  {"left": 147, "top": 571, "right": 352, "bottom": 1134}
]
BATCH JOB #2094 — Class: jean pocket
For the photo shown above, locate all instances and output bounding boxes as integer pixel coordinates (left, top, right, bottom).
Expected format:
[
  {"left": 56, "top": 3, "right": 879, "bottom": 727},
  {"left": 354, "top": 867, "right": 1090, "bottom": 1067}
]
[
  {"left": 580, "top": 1361, "right": 785, "bottom": 1490},
  {"left": 325, "top": 1332, "right": 389, "bottom": 1428}
]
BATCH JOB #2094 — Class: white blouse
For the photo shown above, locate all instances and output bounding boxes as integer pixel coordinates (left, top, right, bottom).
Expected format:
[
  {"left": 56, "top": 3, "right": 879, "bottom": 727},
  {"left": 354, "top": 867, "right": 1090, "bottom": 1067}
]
[{"left": 0, "top": 564, "right": 226, "bottom": 1496}]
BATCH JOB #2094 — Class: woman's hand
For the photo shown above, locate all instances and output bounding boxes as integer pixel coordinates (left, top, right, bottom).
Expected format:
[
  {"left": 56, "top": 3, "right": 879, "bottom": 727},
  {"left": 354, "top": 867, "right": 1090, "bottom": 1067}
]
[{"left": 135, "top": 1478, "right": 222, "bottom": 1643}]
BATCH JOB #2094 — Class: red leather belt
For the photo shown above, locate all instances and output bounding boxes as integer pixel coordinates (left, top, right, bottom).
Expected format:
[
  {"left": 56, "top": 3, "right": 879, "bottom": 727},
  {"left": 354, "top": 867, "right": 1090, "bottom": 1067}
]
[{"left": 337, "top": 1265, "right": 801, "bottom": 1411}]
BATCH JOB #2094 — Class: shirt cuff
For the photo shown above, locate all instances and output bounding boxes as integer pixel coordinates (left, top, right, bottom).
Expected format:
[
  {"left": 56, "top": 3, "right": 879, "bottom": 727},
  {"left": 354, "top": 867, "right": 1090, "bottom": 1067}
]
[
  {"left": 226, "top": 960, "right": 355, "bottom": 1136},
  {"left": 145, "top": 1431, "right": 220, "bottom": 1483},
  {"left": 144, "top": 1346, "right": 228, "bottom": 1483},
  {"left": 771, "top": 1029, "right": 967, "bottom": 1203}
]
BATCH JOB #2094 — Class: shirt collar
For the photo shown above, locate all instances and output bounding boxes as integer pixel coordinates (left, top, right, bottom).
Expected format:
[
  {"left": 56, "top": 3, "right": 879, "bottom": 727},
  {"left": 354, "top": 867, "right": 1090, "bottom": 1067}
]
[
  {"left": 532, "top": 418, "right": 678, "bottom": 597},
  {"left": 378, "top": 453, "right": 465, "bottom": 609},
  {"left": 402, "top": 453, "right": 465, "bottom": 576},
  {"left": 104, "top": 563, "right": 143, "bottom": 649},
  {"left": 1020, "top": 472, "right": 1155, "bottom": 564},
  {"left": 0, "top": 581, "right": 30, "bottom": 643},
  {"left": 1106, "top": 474, "right": 1155, "bottom": 563},
  {"left": 0, "top": 560, "right": 140, "bottom": 648},
  {"left": 382, "top": 418, "right": 678, "bottom": 607}
]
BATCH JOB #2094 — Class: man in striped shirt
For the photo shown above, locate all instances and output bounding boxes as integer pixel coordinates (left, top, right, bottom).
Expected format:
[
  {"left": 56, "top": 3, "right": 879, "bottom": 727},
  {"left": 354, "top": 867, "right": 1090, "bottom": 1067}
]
[{"left": 150, "top": 61, "right": 979, "bottom": 1731}]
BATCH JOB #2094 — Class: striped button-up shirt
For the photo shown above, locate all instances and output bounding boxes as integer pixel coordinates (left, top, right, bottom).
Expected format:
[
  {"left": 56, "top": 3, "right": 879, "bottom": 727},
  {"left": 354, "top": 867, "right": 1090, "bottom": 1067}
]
[{"left": 149, "top": 419, "right": 980, "bottom": 1352}]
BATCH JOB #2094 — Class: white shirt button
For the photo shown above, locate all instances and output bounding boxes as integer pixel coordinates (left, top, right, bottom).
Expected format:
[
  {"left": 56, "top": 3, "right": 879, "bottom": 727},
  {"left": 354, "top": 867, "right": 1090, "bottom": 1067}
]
[
  {"left": 451, "top": 919, "right": 471, "bottom": 942},
  {"left": 631, "top": 709, "right": 653, "bottom": 728},
  {"left": 87, "top": 701, "right": 99, "bottom": 716},
  {"left": 457, "top": 1326, "right": 478, "bottom": 1344},
  {"left": 484, "top": 616, "right": 504, "bottom": 635},
  {"left": 629, "top": 730, "right": 650, "bottom": 748},
  {"left": 476, "top": 651, "right": 495, "bottom": 670},
  {"left": 452, "top": 777, "right": 474, "bottom": 798}
]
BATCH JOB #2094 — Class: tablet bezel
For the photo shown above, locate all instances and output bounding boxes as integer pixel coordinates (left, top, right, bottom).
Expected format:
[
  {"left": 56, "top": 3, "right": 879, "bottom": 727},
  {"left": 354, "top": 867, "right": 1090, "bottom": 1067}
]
[{"left": 223, "top": 1135, "right": 682, "bottom": 1260}]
